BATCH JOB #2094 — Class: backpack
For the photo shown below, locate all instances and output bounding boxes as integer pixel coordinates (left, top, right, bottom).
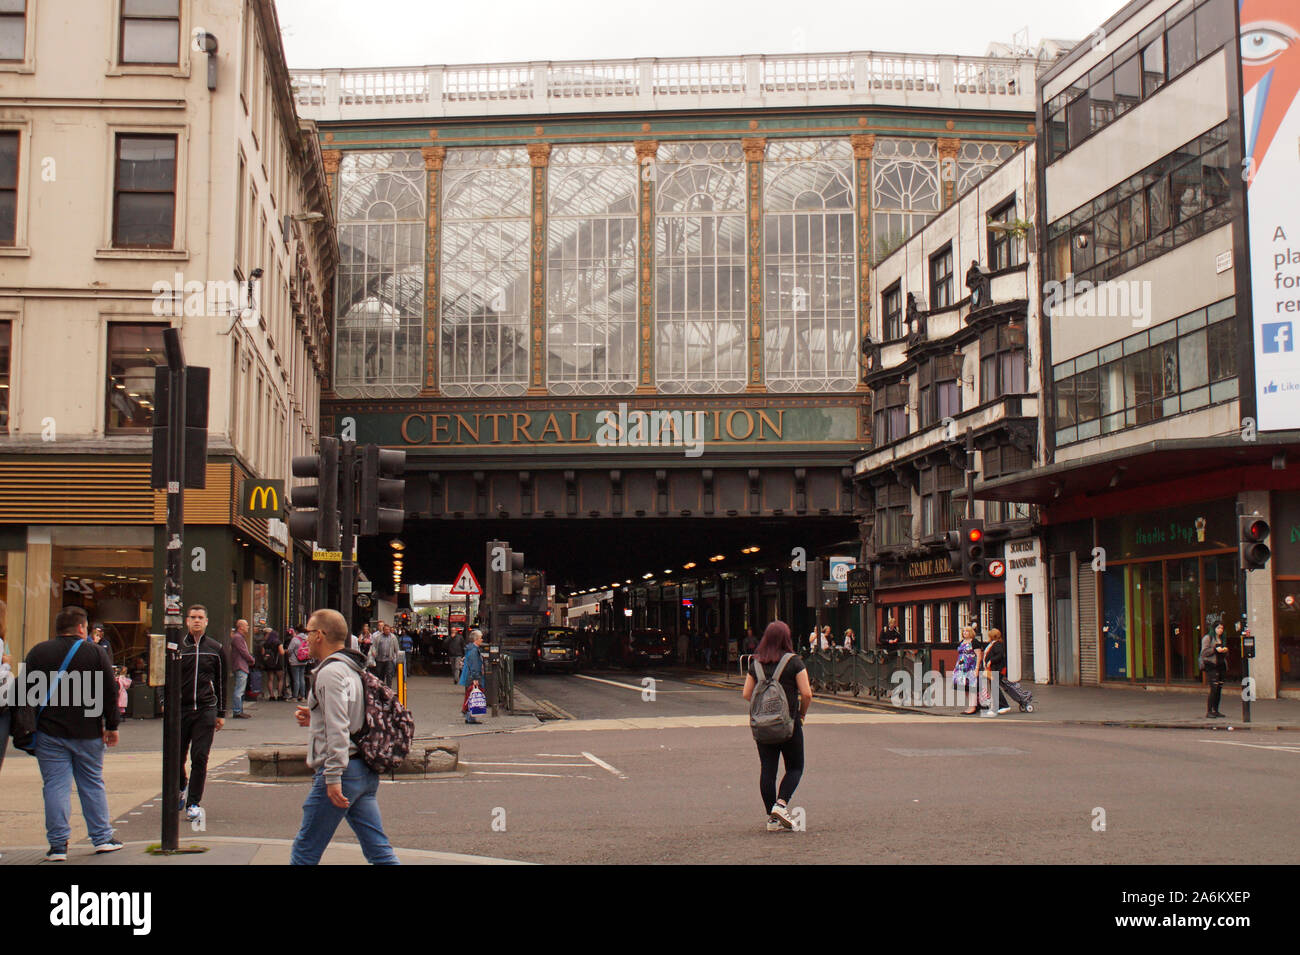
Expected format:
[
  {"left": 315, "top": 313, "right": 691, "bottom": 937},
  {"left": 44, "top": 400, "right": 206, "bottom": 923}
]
[
  {"left": 749, "top": 654, "right": 795, "bottom": 744},
  {"left": 295, "top": 637, "right": 310, "bottom": 663},
  {"left": 260, "top": 642, "right": 280, "bottom": 669},
  {"left": 317, "top": 658, "right": 415, "bottom": 774}
]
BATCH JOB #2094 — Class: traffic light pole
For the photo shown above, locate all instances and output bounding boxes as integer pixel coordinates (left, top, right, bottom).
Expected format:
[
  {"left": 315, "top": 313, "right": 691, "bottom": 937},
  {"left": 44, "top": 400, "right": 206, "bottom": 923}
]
[
  {"left": 1237, "top": 500, "right": 1251, "bottom": 724},
  {"left": 965, "top": 429, "right": 979, "bottom": 634},
  {"left": 160, "top": 330, "right": 186, "bottom": 853},
  {"left": 339, "top": 440, "right": 357, "bottom": 637}
]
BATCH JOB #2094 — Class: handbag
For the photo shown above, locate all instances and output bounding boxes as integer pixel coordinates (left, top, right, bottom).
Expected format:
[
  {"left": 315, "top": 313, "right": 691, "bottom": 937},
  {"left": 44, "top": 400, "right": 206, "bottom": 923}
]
[{"left": 11, "top": 638, "right": 87, "bottom": 755}]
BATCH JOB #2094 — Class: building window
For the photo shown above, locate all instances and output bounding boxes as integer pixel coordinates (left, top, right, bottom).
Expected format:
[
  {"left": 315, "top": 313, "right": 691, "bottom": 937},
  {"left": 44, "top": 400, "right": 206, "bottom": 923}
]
[
  {"left": 106, "top": 324, "right": 165, "bottom": 432},
  {"left": 919, "top": 464, "right": 963, "bottom": 537},
  {"left": 763, "top": 139, "right": 857, "bottom": 393},
  {"left": 335, "top": 150, "right": 426, "bottom": 399},
  {"left": 882, "top": 282, "right": 903, "bottom": 341},
  {"left": 1052, "top": 298, "right": 1237, "bottom": 446},
  {"left": 929, "top": 244, "right": 953, "bottom": 310},
  {"left": 872, "top": 138, "right": 940, "bottom": 261},
  {"left": 656, "top": 141, "right": 746, "bottom": 394},
  {"left": 917, "top": 354, "right": 961, "bottom": 428},
  {"left": 439, "top": 147, "right": 528, "bottom": 398},
  {"left": 982, "top": 444, "right": 1032, "bottom": 523},
  {"left": 957, "top": 141, "right": 1016, "bottom": 195},
  {"left": 1045, "top": 123, "right": 1232, "bottom": 287},
  {"left": 0, "top": 0, "right": 25, "bottom": 61},
  {"left": 874, "top": 483, "right": 912, "bottom": 549},
  {"left": 120, "top": 0, "right": 180, "bottom": 66},
  {"left": 987, "top": 197, "right": 1019, "bottom": 271},
  {"left": 545, "top": 145, "right": 638, "bottom": 396},
  {"left": 872, "top": 382, "right": 908, "bottom": 445},
  {"left": 234, "top": 153, "right": 246, "bottom": 273},
  {"left": 0, "top": 130, "right": 16, "bottom": 246},
  {"left": 980, "top": 324, "right": 1027, "bottom": 402},
  {"left": 112, "top": 134, "right": 176, "bottom": 249},
  {"left": 0, "top": 320, "right": 9, "bottom": 432}
]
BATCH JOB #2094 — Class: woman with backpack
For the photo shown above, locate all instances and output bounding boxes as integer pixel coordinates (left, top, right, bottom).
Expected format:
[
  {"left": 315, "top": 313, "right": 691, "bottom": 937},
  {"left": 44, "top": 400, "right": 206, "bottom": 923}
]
[
  {"left": 742, "top": 621, "right": 813, "bottom": 832},
  {"left": 287, "top": 628, "right": 311, "bottom": 702},
  {"left": 261, "top": 629, "right": 286, "bottom": 701}
]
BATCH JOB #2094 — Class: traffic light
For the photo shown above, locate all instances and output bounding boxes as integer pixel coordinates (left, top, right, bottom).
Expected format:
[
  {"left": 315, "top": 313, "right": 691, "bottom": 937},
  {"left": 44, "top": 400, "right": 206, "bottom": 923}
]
[
  {"left": 359, "top": 445, "right": 406, "bottom": 536},
  {"left": 1239, "top": 514, "right": 1271, "bottom": 571},
  {"left": 288, "top": 436, "right": 339, "bottom": 549},
  {"left": 944, "top": 530, "right": 965, "bottom": 578},
  {"left": 960, "top": 518, "right": 986, "bottom": 581},
  {"left": 501, "top": 547, "right": 525, "bottom": 597}
]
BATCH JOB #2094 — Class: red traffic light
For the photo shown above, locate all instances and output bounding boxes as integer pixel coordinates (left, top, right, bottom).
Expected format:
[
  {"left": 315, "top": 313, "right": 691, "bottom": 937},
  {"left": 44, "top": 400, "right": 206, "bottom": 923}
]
[
  {"left": 1246, "top": 519, "right": 1268, "bottom": 541},
  {"left": 967, "top": 527, "right": 983, "bottom": 543}
]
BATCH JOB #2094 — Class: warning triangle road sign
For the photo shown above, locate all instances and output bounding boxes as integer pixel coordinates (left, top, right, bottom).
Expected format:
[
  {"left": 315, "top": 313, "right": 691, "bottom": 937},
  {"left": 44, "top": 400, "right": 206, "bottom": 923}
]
[{"left": 449, "top": 563, "right": 482, "bottom": 596}]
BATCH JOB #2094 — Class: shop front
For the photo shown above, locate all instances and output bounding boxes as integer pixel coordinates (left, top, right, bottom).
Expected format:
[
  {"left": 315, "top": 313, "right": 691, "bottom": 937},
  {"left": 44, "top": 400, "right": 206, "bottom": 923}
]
[
  {"left": 1272, "top": 491, "right": 1300, "bottom": 695},
  {"left": 1096, "top": 500, "right": 1241, "bottom": 685}
]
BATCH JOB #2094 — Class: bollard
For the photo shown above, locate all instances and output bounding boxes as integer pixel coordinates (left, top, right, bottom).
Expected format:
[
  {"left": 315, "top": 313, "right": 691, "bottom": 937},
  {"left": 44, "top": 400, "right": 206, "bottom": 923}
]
[{"left": 396, "top": 658, "right": 407, "bottom": 708}]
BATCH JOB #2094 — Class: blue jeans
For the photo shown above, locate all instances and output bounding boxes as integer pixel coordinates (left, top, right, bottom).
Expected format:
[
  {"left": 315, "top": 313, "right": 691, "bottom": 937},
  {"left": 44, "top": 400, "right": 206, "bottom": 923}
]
[
  {"left": 232, "top": 669, "right": 249, "bottom": 715},
  {"left": 290, "top": 758, "right": 400, "bottom": 865},
  {"left": 34, "top": 731, "right": 115, "bottom": 850},
  {"left": 290, "top": 666, "right": 307, "bottom": 699}
]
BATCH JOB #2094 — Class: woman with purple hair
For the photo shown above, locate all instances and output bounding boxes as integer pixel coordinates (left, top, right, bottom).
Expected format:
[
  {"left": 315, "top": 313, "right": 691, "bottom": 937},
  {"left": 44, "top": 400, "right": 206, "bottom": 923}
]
[{"left": 742, "top": 620, "right": 813, "bottom": 832}]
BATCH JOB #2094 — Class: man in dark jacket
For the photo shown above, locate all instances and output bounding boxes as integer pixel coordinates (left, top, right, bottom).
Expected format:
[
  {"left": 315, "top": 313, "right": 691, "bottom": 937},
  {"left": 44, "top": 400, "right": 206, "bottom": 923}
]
[
  {"left": 178, "top": 605, "right": 226, "bottom": 820},
  {"left": 25, "top": 605, "right": 122, "bottom": 860},
  {"left": 445, "top": 629, "right": 466, "bottom": 684}
]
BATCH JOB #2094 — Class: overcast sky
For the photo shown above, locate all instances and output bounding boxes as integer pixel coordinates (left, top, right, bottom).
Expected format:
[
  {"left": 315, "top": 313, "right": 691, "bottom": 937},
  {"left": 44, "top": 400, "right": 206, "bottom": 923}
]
[{"left": 276, "top": 0, "right": 1127, "bottom": 69}]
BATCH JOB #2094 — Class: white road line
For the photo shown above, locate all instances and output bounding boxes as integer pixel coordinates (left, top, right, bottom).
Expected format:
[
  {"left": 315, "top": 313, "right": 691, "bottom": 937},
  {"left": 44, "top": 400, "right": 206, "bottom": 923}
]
[
  {"left": 572, "top": 673, "right": 654, "bottom": 692},
  {"left": 582, "top": 751, "right": 627, "bottom": 779},
  {"left": 461, "top": 761, "right": 592, "bottom": 767},
  {"left": 534, "top": 753, "right": 585, "bottom": 757},
  {"left": 470, "top": 771, "right": 579, "bottom": 778},
  {"left": 212, "top": 779, "right": 281, "bottom": 787},
  {"left": 1200, "top": 739, "right": 1300, "bottom": 753}
]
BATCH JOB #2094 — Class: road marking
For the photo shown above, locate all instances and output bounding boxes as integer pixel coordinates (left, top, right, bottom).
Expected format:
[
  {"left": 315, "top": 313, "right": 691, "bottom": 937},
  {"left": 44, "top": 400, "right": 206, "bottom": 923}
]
[
  {"left": 582, "top": 751, "right": 627, "bottom": 779},
  {"left": 573, "top": 673, "right": 655, "bottom": 692},
  {"left": 536, "top": 699, "right": 577, "bottom": 720},
  {"left": 471, "top": 771, "right": 584, "bottom": 778},
  {"left": 1200, "top": 739, "right": 1300, "bottom": 753},
  {"left": 461, "top": 761, "right": 593, "bottom": 767},
  {"left": 534, "top": 753, "right": 585, "bottom": 758},
  {"left": 886, "top": 746, "right": 1027, "bottom": 757},
  {"left": 524, "top": 712, "right": 971, "bottom": 732}
]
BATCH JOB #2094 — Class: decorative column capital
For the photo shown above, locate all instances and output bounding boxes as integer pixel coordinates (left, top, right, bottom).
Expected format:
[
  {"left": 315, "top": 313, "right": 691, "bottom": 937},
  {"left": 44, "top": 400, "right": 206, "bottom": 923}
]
[
  {"left": 421, "top": 145, "right": 446, "bottom": 170},
  {"left": 741, "top": 137, "right": 766, "bottom": 163},
  {"left": 633, "top": 140, "right": 659, "bottom": 162},
  {"left": 320, "top": 149, "right": 341, "bottom": 175},
  {"left": 527, "top": 142, "right": 552, "bottom": 167},
  {"left": 936, "top": 137, "right": 961, "bottom": 160},
  {"left": 850, "top": 133, "right": 876, "bottom": 159}
]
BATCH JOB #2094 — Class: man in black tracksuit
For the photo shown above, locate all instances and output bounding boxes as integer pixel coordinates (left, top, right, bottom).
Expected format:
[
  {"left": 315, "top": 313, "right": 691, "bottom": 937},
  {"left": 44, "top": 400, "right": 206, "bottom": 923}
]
[{"left": 178, "top": 604, "right": 226, "bottom": 818}]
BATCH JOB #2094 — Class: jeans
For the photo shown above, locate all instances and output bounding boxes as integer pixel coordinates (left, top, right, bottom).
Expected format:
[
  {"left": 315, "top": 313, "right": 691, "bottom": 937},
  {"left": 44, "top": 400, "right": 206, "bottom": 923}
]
[
  {"left": 756, "top": 720, "right": 805, "bottom": 813},
  {"left": 376, "top": 661, "right": 395, "bottom": 688},
  {"left": 290, "top": 758, "right": 400, "bottom": 865},
  {"left": 180, "top": 709, "right": 217, "bottom": 806},
  {"left": 452, "top": 655, "right": 463, "bottom": 683},
  {"left": 34, "top": 731, "right": 115, "bottom": 849},
  {"left": 290, "top": 666, "right": 307, "bottom": 699},
  {"left": 232, "top": 670, "right": 248, "bottom": 715},
  {"left": 1207, "top": 673, "right": 1225, "bottom": 714}
]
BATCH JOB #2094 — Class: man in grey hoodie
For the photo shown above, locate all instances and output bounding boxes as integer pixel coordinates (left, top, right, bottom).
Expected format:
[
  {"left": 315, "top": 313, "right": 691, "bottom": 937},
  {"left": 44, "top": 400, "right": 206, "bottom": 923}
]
[{"left": 289, "top": 608, "right": 399, "bottom": 865}]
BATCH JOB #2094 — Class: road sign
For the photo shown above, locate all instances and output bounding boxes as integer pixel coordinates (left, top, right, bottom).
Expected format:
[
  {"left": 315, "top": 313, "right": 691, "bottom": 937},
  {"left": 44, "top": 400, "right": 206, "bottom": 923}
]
[
  {"left": 450, "top": 563, "right": 482, "bottom": 596},
  {"left": 313, "top": 550, "right": 342, "bottom": 562},
  {"left": 987, "top": 559, "right": 1006, "bottom": 579}
]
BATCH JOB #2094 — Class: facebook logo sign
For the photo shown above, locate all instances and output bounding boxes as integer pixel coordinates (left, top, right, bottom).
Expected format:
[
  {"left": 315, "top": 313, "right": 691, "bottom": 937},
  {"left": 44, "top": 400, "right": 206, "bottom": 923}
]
[{"left": 1263, "top": 322, "right": 1293, "bottom": 353}]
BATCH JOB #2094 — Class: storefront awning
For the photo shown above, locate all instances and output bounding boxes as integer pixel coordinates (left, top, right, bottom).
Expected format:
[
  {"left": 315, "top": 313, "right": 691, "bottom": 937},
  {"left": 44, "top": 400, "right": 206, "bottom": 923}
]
[{"left": 975, "top": 432, "right": 1300, "bottom": 504}]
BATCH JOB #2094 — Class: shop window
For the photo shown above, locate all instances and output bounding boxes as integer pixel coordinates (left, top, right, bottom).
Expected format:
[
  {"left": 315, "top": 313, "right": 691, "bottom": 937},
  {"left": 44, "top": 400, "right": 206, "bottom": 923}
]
[
  {"left": 120, "top": 0, "right": 180, "bottom": 65},
  {"left": 107, "top": 323, "right": 165, "bottom": 431}
]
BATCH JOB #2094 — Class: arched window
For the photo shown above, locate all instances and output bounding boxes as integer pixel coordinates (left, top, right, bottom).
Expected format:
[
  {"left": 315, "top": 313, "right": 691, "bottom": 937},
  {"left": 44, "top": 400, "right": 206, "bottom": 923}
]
[
  {"left": 546, "top": 145, "right": 638, "bottom": 395},
  {"left": 871, "top": 138, "right": 940, "bottom": 261},
  {"left": 333, "top": 151, "right": 426, "bottom": 399},
  {"left": 654, "top": 141, "right": 746, "bottom": 394},
  {"left": 957, "top": 140, "right": 1016, "bottom": 195},
  {"left": 762, "top": 139, "right": 856, "bottom": 393},
  {"left": 440, "top": 147, "right": 531, "bottom": 397}
]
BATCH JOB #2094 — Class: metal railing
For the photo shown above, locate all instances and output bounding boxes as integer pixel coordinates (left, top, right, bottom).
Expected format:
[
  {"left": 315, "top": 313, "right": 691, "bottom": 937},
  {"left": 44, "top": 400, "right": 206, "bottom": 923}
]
[
  {"left": 799, "top": 647, "right": 932, "bottom": 700},
  {"left": 290, "top": 51, "right": 1040, "bottom": 121}
]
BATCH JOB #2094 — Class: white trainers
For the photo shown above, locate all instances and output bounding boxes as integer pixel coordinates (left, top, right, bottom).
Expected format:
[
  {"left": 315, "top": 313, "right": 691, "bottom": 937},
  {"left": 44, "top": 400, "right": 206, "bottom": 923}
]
[
  {"left": 93, "top": 841, "right": 124, "bottom": 854},
  {"left": 770, "top": 803, "right": 794, "bottom": 830},
  {"left": 997, "top": 706, "right": 1012, "bottom": 714},
  {"left": 185, "top": 805, "right": 202, "bottom": 822}
]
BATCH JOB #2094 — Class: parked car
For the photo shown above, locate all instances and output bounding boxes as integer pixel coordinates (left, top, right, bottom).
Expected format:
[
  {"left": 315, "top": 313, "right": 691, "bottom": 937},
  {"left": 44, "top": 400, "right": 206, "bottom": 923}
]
[
  {"left": 621, "top": 628, "right": 673, "bottom": 666},
  {"left": 531, "top": 626, "right": 580, "bottom": 674}
]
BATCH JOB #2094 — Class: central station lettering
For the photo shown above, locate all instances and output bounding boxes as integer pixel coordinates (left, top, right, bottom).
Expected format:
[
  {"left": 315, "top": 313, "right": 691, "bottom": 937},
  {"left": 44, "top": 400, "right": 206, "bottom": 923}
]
[{"left": 399, "top": 408, "right": 786, "bottom": 446}]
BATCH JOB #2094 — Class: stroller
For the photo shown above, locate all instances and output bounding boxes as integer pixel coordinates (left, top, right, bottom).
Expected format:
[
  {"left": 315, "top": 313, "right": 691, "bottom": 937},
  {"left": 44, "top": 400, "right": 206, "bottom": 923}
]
[{"left": 999, "top": 678, "right": 1035, "bottom": 712}]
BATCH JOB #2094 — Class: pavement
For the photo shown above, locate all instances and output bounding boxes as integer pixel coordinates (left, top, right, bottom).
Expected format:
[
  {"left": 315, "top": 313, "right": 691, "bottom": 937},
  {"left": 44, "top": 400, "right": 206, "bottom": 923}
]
[{"left": 690, "top": 665, "right": 1300, "bottom": 730}]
